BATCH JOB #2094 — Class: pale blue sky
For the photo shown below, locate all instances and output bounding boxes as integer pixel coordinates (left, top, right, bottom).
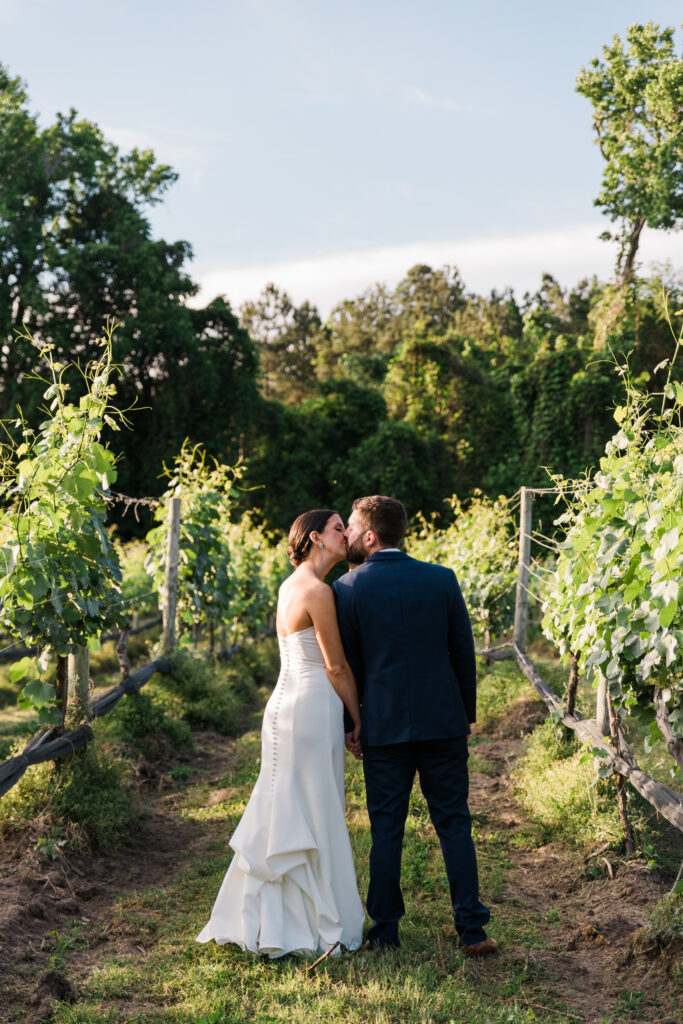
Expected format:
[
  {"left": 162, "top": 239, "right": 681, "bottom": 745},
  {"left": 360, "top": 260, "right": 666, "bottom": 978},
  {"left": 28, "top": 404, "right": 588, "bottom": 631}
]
[{"left": 2, "top": 0, "right": 682, "bottom": 312}]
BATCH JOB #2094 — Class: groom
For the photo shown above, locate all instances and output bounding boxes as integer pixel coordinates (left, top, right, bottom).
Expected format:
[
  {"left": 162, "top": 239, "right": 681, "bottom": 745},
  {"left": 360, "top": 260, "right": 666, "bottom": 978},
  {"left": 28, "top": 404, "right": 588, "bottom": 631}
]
[{"left": 332, "top": 494, "right": 495, "bottom": 955}]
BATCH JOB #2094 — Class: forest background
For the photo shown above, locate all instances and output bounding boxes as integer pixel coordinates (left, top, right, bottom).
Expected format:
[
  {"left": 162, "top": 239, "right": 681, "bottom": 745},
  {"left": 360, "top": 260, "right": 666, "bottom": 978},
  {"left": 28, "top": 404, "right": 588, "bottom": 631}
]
[{"left": 1, "top": 16, "right": 682, "bottom": 537}]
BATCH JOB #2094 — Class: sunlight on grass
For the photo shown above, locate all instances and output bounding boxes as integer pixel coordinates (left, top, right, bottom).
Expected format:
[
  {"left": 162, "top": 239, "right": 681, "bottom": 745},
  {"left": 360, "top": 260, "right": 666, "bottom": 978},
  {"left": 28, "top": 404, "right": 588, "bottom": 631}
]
[{"left": 46, "top": 659, "right": 597, "bottom": 1024}]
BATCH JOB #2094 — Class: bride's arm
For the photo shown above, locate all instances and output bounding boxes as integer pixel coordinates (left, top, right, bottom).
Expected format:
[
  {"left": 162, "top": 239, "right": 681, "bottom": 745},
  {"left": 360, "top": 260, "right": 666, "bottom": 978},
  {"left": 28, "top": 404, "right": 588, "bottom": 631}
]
[{"left": 309, "top": 584, "right": 361, "bottom": 743}]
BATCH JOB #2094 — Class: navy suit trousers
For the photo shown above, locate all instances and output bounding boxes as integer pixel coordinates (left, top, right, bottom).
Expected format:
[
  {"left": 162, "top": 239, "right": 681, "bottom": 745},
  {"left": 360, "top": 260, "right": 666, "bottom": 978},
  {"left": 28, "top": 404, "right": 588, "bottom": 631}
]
[{"left": 362, "top": 736, "right": 490, "bottom": 948}]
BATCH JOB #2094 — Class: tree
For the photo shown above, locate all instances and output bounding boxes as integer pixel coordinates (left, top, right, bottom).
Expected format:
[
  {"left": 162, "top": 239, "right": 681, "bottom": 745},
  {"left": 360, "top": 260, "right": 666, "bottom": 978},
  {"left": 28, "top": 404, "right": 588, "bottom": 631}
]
[
  {"left": 393, "top": 264, "right": 466, "bottom": 334},
  {"left": 319, "top": 283, "right": 399, "bottom": 385},
  {"left": 577, "top": 22, "right": 683, "bottom": 286},
  {"left": 0, "top": 64, "right": 261, "bottom": 519},
  {"left": 240, "top": 284, "right": 322, "bottom": 403},
  {"left": 331, "top": 421, "right": 450, "bottom": 519}
]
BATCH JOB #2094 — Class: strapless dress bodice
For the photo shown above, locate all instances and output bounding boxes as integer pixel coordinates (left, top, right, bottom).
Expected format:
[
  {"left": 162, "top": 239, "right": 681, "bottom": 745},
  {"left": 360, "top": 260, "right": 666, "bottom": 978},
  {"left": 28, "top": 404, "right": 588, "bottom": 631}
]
[{"left": 277, "top": 625, "right": 326, "bottom": 669}]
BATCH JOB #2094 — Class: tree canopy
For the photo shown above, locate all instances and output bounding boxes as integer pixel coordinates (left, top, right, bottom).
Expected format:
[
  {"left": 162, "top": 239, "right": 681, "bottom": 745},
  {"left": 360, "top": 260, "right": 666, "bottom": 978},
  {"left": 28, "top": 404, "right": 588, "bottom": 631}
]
[{"left": 576, "top": 21, "right": 683, "bottom": 285}]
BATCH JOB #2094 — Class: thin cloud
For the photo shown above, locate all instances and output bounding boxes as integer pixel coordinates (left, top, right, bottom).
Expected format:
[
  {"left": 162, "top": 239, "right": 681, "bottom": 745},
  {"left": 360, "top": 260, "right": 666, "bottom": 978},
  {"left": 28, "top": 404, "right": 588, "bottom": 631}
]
[
  {"left": 407, "top": 87, "right": 487, "bottom": 116},
  {"left": 192, "top": 224, "right": 683, "bottom": 317}
]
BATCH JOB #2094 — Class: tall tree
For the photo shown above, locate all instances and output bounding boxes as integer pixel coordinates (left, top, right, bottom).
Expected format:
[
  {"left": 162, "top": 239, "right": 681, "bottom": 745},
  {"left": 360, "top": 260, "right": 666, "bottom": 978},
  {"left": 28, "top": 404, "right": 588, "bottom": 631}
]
[
  {"left": 393, "top": 264, "right": 466, "bottom": 333},
  {"left": 576, "top": 22, "right": 683, "bottom": 286},
  {"left": 0, "top": 64, "right": 261, "bottom": 517},
  {"left": 240, "top": 284, "right": 322, "bottom": 403}
]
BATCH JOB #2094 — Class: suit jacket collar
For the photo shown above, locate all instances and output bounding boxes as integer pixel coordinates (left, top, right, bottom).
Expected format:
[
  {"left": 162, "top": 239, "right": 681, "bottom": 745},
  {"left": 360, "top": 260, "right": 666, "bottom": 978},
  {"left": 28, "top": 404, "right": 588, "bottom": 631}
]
[{"left": 366, "top": 550, "right": 409, "bottom": 563}]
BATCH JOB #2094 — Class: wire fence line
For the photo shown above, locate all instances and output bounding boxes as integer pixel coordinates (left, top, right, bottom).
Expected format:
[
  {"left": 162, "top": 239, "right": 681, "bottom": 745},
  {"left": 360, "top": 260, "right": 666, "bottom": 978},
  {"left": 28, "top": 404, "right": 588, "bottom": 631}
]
[{"left": 0, "top": 615, "right": 162, "bottom": 664}]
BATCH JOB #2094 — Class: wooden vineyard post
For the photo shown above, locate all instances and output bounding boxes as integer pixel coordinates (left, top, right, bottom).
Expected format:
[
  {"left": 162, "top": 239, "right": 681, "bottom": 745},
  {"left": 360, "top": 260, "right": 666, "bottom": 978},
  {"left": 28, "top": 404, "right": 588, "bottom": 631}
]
[
  {"left": 596, "top": 670, "right": 609, "bottom": 738},
  {"left": 161, "top": 497, "right": 181, "bottom": 654},
  {"left": 513, "top": 487, "right": 533, "bottom": 652},
  {"left": 55, "top": 654, "right": 68, "bottom": 733},
  {"left": 565, "top": 652, "right": 579, "bottom": 742},
  {"left": 116, "top": 620, "right": 132, "bottom": 681},
  {"left": 608, "top": 695, "right": 635, "bottom": 854},
  {"left": 67, "top": 646, "right": 90, "bottom": 725}
]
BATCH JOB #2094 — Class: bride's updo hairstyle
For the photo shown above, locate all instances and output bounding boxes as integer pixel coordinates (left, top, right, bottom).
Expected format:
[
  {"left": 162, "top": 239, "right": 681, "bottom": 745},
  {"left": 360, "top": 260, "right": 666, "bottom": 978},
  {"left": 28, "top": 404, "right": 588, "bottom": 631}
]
[{"left": 288, "top": 509, "right": 338, "bottom": 567}]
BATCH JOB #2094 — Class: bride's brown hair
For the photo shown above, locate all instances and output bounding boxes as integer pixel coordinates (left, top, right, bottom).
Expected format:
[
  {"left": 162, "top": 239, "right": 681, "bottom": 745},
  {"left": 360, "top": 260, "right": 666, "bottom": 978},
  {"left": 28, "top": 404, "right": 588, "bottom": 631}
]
[{"left": 288, "top": 509, "right": 338, "bottom": 567}]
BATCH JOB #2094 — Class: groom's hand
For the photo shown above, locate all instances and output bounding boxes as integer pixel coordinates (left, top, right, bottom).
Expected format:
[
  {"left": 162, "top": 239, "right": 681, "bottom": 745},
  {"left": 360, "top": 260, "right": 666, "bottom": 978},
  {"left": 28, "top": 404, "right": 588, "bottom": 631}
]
[{"left": 345, "top": 730, "right": 362, "bottom": 760}]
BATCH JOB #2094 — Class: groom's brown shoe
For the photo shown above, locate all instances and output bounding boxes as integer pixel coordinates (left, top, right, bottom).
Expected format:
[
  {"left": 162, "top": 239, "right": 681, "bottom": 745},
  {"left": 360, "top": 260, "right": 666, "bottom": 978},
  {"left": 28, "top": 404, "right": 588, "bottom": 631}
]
[{"left": 461, "top": 937, "right": 499, "bottom": 957}]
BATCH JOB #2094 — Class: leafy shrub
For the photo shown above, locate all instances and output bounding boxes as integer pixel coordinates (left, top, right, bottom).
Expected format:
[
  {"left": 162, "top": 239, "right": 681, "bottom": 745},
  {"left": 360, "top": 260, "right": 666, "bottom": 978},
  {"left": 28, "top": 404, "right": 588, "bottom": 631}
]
[
  {"left": 152, "top": 639, "right": 280, "bottom": 736},
  {"left": 637, "top": 890, "right": 683, "bottom": 948},
  {"left": 158, "top": 650, "right": 244, "bottom": 735},
  {"left": 0, "top": 742, "right": 135, "bottom": 849},
  {"left": 51, "top": 746, "right": 135, "bottom": 848},
  {"left": 107, "top": 690, "right": 193, "bottom": 757}
]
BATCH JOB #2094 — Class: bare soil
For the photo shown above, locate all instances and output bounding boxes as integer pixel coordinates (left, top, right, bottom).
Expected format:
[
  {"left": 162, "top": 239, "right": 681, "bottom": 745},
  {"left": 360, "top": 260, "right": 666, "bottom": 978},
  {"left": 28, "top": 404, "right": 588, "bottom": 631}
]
[
  {"left": 469, "top": 705, "right": 683, "bottom": 1024},
  {"left": 0, "top": 732, "right": 234, "bottom": 1023},
  {"left": 1, "top": 708, "right": 681, "bottom": 1024}
]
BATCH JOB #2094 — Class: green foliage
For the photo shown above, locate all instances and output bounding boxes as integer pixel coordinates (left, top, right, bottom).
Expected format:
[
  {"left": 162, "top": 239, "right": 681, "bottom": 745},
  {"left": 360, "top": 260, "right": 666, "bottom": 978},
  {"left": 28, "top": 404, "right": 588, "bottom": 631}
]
[
  {"left": 146, "top": 444, "right": 287, "bottom": 644},
  {"left": 576, "top": 22, "right": 683, "bottom": 280},
  {"left": 407, "top": 491, "right": 517, "bottom": 638},
  {"left": 0, "top": 742, "right": 135, "bottom": 849},
  {"left": 332, "top": 420, "right": 449, "bottom": 518},
  {"left": 157, "top": 649, "right": 252, "bottom": 736},
  {"left": 640, "top": 890, "right": 683, "bottom": 947},
  {"left": 240, "top": 284, "right": 322, "bottom": 404},
  {"left": 51, "top": 746, "right": 135, "bottom": 848},
  {"left": 542, "top": 310, "right": 683, "bottom": 746},
  {"left": 0, "top": 323, "right": 126, "bottom": 720},
  {"left": 146, "top": 444, "right": 244, "bottom": 640},
  {"left": 116, "top": 538, "right": 157, "bottom": 620},
  {"left": 107, "top": 690, "right": 193, "bottom": 756}
]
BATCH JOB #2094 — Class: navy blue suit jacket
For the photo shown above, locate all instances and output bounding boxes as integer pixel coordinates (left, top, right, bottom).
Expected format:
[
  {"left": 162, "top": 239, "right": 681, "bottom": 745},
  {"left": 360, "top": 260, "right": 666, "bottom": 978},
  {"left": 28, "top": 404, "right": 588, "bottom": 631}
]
[{"left": 332, "top": 550, "right": 477, "bottom": 746}]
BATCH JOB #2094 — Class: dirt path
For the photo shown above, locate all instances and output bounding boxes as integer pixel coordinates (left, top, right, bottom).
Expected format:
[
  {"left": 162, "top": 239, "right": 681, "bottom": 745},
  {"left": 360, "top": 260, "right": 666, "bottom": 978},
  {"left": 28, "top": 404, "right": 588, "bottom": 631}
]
[
  {"left": 0, "top": 731, "right": 235, "bottom": 1023},
  {"left": 470, "top": 704, "right": 682, "bottom": 1024},
  {"left": 1, "top": 703, "right": 681, "bottom": 1023}
]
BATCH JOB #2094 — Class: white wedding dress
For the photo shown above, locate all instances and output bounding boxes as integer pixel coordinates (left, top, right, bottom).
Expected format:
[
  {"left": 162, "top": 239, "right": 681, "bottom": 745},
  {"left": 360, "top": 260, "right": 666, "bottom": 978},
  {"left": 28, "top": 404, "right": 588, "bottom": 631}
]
[{"left": 196, "top": 626, "right": 365, "bottom": 957}]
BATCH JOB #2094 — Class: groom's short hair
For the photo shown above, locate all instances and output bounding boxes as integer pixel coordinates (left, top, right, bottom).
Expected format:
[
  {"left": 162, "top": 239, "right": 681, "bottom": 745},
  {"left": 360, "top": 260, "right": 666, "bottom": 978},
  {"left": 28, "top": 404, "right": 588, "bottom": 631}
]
[{"left": 352, "top": 495, "right": 407, "bottom": 548}]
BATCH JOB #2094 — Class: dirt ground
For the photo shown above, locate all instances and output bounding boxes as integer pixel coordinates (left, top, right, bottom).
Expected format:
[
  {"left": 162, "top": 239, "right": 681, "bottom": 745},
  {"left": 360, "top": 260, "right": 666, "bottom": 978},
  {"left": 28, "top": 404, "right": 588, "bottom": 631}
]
[{"left": 1, "top": 709, "right": 681, "bottom": 1024}]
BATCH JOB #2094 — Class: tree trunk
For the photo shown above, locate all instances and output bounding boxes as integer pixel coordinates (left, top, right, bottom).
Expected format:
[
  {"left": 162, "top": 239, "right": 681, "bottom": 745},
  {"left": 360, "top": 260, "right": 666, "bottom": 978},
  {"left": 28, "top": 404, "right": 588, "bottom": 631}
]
[
  {"left": 617, "top": 216, "right": 645, "bottom": 288},
  {"left": 566, "top": 654, "right": 579, "bottom": 715},
  {"left": 483, "top": 628, "right": 492, "bottom": 667},
  {"left": 116, "top": 620, "right": 132, "bottom": 681},
  {"left": 67, "top": 646, "right": 90, "bottom": 727},
  {"left": 565, "top": 652, "right": 579, "bottom": 742},
  {"left": 55, "top": 655, "right": 68, "bottom": 734},
  {"left": 608, "top": 697, "right": 635, "bottom": 855}
]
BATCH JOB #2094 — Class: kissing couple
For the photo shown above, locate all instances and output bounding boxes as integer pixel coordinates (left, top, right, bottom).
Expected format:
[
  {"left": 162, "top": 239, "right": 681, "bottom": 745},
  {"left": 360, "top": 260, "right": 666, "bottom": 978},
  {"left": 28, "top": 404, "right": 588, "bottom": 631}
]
[{"left": 197, "top": 495, "right": 496, "bottom": 957}]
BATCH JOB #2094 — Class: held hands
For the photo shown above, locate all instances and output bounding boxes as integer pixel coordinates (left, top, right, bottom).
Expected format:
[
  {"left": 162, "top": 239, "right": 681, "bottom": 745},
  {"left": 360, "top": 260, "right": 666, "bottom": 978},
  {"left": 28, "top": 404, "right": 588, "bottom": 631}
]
[{"left": 344, "top": 720, "right": 362, "bottom": 760}]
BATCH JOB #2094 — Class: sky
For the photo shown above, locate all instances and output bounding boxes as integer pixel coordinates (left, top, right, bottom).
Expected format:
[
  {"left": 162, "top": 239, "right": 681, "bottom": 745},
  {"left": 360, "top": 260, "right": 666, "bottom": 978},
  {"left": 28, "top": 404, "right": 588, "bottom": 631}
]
[{"left": 2, "top": 0, "right": 682, "bottom": 315}]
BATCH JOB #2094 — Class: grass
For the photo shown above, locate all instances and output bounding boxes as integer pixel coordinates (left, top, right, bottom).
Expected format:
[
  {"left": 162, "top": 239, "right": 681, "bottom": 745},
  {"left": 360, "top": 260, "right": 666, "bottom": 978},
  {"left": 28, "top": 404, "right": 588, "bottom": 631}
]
[
  {"left": 30, "top": 667, "right": 591, "bottom": 1024},
  {"left": 4, "top": 639, "right": 681, "bottom": 1022}
]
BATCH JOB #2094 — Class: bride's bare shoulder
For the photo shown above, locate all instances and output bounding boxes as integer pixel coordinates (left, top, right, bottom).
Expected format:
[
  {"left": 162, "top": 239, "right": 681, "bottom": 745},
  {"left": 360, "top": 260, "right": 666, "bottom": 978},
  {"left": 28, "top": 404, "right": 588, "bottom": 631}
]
[{"left": 281, "top": 572, "right": 330, "bottom": 603}]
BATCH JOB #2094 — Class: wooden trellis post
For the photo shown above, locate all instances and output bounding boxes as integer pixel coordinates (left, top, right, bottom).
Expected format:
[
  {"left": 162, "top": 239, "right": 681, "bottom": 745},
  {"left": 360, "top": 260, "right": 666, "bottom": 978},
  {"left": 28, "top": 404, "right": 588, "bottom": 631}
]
[
  {"left": 596, "top": 670, "right": 609, "bottom": 737},
  {"left": 513, "top": 487, "right": 533, "bottom": 652},
  {"left": 67, "top": 646, "right": 90, "bottom": 725},
  {"left": 161, "top": 497, "right": 181, "bottom": 654}
]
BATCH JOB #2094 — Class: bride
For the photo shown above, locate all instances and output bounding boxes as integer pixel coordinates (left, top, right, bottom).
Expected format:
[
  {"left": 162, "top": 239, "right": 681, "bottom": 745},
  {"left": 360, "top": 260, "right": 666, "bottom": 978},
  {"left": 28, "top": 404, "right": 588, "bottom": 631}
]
[{"left": 196, "top": 509, "right": 365, "bottom": 957}]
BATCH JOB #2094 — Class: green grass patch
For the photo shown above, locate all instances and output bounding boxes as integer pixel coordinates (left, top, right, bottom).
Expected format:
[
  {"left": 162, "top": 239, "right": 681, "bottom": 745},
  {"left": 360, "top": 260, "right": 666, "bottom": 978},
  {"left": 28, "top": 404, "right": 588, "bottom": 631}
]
[
  {"left": 0, "top": 738, "right": 136, "bottom": 849},
  {"left": 107, "top": 689, "right": 193, "bottom": 758},
  {"left": 43, "top": 710, "right": 582, "bottom": 1024}
]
